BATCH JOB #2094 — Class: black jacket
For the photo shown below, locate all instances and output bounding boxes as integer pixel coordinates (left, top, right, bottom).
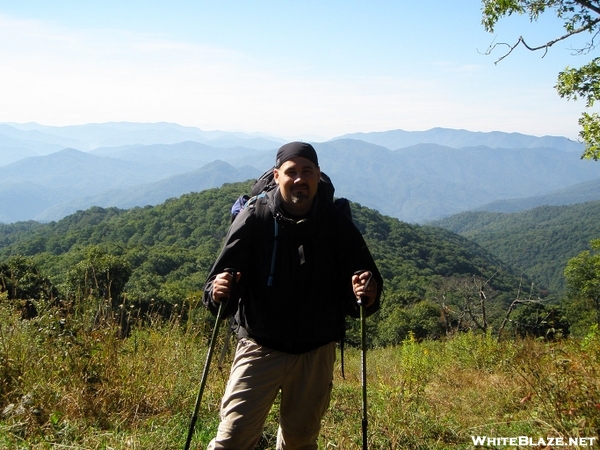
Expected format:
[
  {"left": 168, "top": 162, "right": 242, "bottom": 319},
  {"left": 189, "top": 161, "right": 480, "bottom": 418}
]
[{"left": 203, "top": 187, "right": 382, "bottom": 353}]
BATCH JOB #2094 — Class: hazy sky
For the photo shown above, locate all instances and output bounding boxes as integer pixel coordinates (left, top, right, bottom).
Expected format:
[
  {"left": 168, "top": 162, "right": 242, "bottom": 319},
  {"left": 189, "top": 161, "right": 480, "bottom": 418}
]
[{"left": 0, "top": 1, "right": 593, "bottom": 140}]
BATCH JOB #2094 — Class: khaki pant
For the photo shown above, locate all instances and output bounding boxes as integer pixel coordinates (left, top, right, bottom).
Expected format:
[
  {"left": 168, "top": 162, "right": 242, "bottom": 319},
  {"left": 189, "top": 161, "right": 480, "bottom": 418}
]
[{"left": 207, "top": 338, "right": 336, "bottom": 450}]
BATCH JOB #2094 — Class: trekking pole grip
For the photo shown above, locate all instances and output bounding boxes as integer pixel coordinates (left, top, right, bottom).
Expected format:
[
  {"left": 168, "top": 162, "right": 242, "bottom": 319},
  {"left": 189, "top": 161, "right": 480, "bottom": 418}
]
[{"left": 354, "top": 270, "right": 373, "bottom": 307}]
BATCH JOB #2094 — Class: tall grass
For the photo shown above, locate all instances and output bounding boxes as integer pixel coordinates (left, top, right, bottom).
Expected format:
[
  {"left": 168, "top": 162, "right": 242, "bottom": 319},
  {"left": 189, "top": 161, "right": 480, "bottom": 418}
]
[{"left": 1, "top": 296, "right": 599, "bottom": 449}]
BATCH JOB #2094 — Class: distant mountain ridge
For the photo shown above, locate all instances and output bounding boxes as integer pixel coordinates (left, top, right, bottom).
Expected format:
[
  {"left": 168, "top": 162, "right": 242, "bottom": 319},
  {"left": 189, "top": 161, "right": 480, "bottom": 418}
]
[
  {"left": 0, "top": 122, "right": 598, "bottom": 224},
  {"left": 313, "top": 140, "right": 599, "bottom": 222},
  {"left": 338, "top": 127, "right": 584, "bottom": 152},
  {"left": 474, "top": 178, "right": 600, "bottom": 214},
  {"left": 0, "top": 122, "right": 585, "bottom": 164},
  {"left": 36, "top": 161, "right": 261, "bottom": 222},
  {"left": 0, "top": 122, "right": 285, "bottom": 160}
]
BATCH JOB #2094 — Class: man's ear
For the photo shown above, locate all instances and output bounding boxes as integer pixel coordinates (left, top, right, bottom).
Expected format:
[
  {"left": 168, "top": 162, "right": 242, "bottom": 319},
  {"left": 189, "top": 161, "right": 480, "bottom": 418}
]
[{"left": 273, "top": 167, "right": 280, "bottom": 185}]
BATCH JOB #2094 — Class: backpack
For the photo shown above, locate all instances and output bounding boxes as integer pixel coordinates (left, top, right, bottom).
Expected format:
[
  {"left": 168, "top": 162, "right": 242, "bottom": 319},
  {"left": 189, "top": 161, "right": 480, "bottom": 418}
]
[{"left": 230, "top": 167, "right": 351, "bottom": 222}]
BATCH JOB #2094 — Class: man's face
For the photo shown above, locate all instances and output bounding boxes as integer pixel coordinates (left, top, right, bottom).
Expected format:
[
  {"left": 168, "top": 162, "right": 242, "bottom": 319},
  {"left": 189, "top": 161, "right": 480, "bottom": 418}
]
[{"left": 273, "top": 156, "right": 321, "bottom": 215}]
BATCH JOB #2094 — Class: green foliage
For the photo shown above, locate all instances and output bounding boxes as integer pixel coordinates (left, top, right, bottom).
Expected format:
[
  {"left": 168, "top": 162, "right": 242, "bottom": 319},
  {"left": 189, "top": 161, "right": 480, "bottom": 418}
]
[
  {"left": 564, "top": 239, "right": 600, "bottom": 332},
  {"left": 481, "top": 0, "right": 598, "bottom": 33},
  {"left": 578, "top": 111, "right": 600, "bottom": 160},
  {"left": 481, "top": 0, "right": 600, "bottom": 160},
  {"left": 0, "top": 255, "right": 57, "bottom": 302},
  {"left": 481, "top": 0, "right": 527, "bottom": 32},
  {"left": 558, "top": 58, "right": 600, "bottom": 160},
  {"left": 351, "top": 207, "right": 524, "bottom": 344},
  {"left": 0, "top": 221, "right": 45, "bottom": 249},
  {"left": 373, "top": 300, "right": 445, "bottom": 346},
  {"left": 557, "top": 59, "right": 600, "bottom": 109},
  {"left": 65, "top": 246, "right": 131, "bottom": 305},
  {"left": 0, "top": 181, "right": 527, "bottom": 343},
  {"left": 0, "top": 183, "right": 247, "bottom": 305},
  {"left": 433, "top": 204, "right": 600, "bottom": 335},
  {"left": 432, "top": 201, "right": 600, "bottom": 296},
  {"left": 511, "top": 302, "right": 570, "bottom": 339}
]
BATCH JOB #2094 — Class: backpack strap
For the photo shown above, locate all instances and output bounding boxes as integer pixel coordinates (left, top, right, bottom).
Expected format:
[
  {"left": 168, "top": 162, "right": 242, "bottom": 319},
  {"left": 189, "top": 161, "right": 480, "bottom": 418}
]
[
  {"left": 267, "top": 217, "right": 279, "bottom": 287},
  {"left": 242, "top": 192, "right": 279, "bottom": 287}
]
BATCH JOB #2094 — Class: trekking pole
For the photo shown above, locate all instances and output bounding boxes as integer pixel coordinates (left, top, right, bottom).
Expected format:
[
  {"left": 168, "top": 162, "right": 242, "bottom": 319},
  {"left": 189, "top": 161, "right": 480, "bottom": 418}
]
[
  {"left": 357, "top": 271, "right": 372, "bottom": 450},
  {"left": 217, "top": 319, "right": 233, "bottom": 371},
  {"left": 360, "top": 303, "right": 367, "bottom": 450},
  {"left": 184, "top": 270, "right": 235, "bottom": 450}
]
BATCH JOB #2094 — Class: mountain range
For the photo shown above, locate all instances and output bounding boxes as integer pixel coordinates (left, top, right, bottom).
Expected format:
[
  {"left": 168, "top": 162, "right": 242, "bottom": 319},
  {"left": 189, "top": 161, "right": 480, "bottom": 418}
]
[{"left": 1, "top": 122, "right": 598, "bottom": 224}]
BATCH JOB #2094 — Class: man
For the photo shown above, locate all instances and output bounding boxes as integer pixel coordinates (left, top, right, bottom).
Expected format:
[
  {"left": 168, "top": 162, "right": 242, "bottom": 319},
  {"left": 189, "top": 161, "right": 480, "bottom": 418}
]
[{"left": 203, "top": 141, "right": 382, "bottom": 450}]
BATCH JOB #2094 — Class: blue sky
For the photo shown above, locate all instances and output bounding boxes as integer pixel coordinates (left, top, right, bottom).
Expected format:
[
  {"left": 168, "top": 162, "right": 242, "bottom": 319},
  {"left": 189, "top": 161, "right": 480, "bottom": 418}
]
[{"left": 0, "top": 1, "right": 592, "bottom": 140}]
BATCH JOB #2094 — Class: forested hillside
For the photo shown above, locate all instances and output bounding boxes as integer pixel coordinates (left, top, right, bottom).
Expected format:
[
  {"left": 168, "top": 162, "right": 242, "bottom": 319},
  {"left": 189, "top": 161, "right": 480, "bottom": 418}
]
[
  {"left": 431, "top": 200, "right": 600, "bottom": 295},
  {"left": 0, "top": 181, "right": 528, "bottom": 343}
]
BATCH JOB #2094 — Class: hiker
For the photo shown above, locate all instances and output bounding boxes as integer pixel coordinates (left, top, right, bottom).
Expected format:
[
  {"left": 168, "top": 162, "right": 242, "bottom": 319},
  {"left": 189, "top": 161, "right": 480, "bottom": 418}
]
[{"left": 202, "top": 141, "right": 382, "bottom": 450}]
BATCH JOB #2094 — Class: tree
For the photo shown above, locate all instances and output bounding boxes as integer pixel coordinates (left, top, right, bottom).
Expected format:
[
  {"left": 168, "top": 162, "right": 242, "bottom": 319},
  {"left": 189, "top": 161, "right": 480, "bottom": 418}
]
[
  {"left": 511, "top": 302, "right": 570, "bottom": 339},
  {"left": 563, "top": 239, "right": 600, "bottom": 330},
  {"left": 64, "top": 246, "right": 133, "bottom": 336},
  {"left": 0, "top": 255, "right": 57, "bottom": 302},
  {"left": 430, "top": 274, "right": 503, "bottom": 335},
  {"left": 66, "top": 246, "right": 131, "bottom": 307},
  {"left": 481, "top": 0, "right": 600, "bottom": 160}
]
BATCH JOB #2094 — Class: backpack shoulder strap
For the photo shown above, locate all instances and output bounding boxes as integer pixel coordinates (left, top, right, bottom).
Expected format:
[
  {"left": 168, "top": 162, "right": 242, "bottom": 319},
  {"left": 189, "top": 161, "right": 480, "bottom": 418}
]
[{"left": 243, "top": 191, "right": 278, "bottom": 287}]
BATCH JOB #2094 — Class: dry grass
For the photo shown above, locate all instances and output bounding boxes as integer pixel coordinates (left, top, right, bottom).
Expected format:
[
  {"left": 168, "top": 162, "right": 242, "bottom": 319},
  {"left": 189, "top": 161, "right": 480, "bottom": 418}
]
[{"left": 1, "top": 298, "right": 599, "bottom": 449}]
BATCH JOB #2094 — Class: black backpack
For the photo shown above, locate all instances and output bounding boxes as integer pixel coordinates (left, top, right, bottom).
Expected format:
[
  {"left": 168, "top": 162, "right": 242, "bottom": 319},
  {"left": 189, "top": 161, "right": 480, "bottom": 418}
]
[{"left": 230, "top": 167, "right": 351, "bottom": 222}]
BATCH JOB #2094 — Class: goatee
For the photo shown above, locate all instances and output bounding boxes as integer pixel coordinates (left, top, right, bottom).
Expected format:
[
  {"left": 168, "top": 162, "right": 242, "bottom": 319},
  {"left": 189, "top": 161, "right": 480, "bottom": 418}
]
[{"left": 291, "top": 193, "right": 309, "bottom": 204}]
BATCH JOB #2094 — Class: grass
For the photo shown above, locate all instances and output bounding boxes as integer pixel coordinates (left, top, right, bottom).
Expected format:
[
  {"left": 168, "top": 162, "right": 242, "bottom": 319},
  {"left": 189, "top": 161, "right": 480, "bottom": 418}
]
[{"left": 1, "top": 297, "right": 599, "bottom": 449}]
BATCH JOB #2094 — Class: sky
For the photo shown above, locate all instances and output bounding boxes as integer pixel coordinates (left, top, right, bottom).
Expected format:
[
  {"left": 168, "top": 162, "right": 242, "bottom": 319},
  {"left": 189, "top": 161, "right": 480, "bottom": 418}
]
[{"left": 0, "top": 1, "right": 595, "bottom": 141}]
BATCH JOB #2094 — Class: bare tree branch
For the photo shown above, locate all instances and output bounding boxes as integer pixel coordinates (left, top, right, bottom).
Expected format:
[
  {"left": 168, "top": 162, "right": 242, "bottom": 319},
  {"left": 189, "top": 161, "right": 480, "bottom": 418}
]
[
  {"left": 482, "top": 16, "right": 600, "bottom": 64},
  {"left": 570, "top": 28, "right": 600, "bottom": 55},
  {"left": 497, "top": 297, "right": 523, "bottom": 340}
]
